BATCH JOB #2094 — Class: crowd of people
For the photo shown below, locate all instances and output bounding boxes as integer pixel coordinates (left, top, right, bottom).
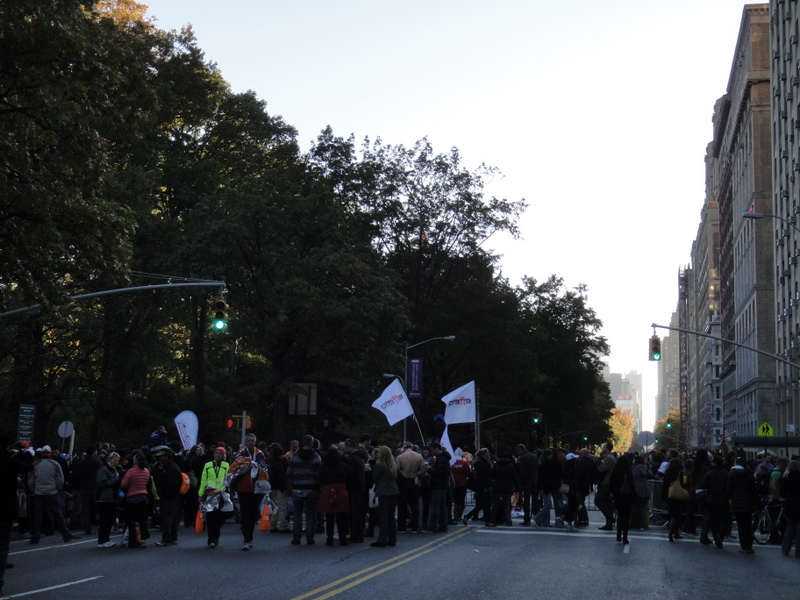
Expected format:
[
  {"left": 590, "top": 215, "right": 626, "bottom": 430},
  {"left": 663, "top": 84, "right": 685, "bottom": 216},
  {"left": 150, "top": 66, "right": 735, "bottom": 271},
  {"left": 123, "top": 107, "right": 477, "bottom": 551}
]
[{"left": 4, "top": 428, "right": 800, "bottom": 595}]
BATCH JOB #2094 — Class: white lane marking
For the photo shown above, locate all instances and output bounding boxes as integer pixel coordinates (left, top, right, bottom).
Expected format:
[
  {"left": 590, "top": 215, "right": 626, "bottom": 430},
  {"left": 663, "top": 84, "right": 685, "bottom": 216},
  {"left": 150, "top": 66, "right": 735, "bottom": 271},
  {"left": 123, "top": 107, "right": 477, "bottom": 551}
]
[{"left": 1, "top": 576, "right": 103, "bottom": 599}]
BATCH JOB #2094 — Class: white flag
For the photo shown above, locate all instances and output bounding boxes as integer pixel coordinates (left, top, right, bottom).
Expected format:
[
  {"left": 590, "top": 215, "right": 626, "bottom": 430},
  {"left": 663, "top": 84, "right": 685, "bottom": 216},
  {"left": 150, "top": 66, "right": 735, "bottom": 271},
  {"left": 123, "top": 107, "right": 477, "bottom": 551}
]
[
  {"left": 174, "top": 410, "right": 199, "bottom": 451},
  {"left": 441, "top": 381, "right": 476, "bottom": 424},
  {"left": 441, "top": 426, "right": 458, "bottom": 465},
  {"left": 371, "top": 379, "right": 414, "bottom": 426}
]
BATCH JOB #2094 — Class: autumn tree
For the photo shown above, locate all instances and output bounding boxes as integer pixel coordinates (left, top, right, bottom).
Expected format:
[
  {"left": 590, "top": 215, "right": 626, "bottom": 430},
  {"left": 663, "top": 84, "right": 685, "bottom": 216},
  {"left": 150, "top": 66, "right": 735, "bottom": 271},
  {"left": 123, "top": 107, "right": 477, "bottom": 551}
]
[{"left": 607, "top": 407, "right": 634, "bottom": 452}]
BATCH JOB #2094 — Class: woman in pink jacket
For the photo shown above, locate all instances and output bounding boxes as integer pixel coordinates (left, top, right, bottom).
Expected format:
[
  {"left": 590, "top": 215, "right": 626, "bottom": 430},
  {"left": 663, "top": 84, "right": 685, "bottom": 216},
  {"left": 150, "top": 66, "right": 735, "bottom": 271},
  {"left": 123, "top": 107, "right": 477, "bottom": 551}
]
[{"left": 120, "top": 453, "right": 152, "bottom": 548}]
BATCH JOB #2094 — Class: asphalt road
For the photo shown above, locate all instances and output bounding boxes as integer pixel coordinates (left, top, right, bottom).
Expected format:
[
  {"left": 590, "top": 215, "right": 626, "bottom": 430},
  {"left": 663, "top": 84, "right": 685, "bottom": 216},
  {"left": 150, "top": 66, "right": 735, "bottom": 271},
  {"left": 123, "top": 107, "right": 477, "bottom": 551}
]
[{"left": 5, "top": 512, "right": 800, "bottom": 600}]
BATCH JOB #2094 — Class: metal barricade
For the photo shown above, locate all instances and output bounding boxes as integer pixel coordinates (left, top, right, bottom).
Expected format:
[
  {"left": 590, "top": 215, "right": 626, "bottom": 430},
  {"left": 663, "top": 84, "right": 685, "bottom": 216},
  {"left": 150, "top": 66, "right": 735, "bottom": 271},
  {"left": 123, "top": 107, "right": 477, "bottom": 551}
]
[{"left": 649, "top": 479, "right": 668, "bottom": 526}]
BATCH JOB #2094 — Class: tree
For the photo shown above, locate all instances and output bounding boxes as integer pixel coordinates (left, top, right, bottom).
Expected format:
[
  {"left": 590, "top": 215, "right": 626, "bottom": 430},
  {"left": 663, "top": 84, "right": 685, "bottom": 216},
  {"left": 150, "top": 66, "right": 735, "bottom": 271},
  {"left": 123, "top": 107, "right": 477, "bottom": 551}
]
[
  {"left": 607, "top": 407, "right": 634, "bottom": 452},
  {"left": 0, "top": 0, "right": 161, "bottom": 310}
]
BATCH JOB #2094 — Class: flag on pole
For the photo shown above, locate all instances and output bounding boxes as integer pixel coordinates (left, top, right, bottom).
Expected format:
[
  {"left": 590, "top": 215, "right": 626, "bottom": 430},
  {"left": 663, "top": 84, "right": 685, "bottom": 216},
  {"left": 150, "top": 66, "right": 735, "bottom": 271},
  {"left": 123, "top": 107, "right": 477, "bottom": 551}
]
[
  {"left": 174, "top": 410, "right": 199, "bottom": 451},
  {"left": 441, "top": 381, "right": 476, "bottom": 424},
  {"left": 371, "top": 379, "right": 414, "bottom": 426},
  {"left": 440, "top": 425, "right": 458, "bottom": 465}
]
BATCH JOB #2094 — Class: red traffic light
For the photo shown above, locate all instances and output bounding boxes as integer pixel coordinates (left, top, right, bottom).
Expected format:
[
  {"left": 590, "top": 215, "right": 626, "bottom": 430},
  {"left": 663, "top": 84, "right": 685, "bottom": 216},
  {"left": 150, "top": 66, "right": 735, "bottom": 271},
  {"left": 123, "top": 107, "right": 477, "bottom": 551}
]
[{"left": 226, "top": 417, "right": 235, "bottom": 429}]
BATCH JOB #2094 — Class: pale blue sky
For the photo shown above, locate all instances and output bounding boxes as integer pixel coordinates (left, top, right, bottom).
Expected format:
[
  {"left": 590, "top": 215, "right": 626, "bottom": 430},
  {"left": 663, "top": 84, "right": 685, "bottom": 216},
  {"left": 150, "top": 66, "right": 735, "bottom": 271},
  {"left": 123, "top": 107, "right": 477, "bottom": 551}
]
[{"left": 143, "top": 0, "right": 752, "bottom": 429}]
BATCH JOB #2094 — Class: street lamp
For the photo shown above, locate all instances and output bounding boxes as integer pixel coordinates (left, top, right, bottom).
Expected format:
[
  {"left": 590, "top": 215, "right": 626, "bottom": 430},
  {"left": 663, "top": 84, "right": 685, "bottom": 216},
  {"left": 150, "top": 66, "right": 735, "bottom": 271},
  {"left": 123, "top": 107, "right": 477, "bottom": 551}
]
[
  {"left": 742, "top": 211, "right": 800, "bottom": 235},
  {"left": 401, "top": 335, "right": 456, "bottom": 442}
]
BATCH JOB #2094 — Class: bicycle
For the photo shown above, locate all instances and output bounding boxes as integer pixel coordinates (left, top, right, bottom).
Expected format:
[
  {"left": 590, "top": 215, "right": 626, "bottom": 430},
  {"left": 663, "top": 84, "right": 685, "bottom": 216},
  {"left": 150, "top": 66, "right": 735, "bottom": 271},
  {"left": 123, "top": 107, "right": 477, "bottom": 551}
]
[{"left": 752, "top": 496, "right": 787, "bottom": 545}]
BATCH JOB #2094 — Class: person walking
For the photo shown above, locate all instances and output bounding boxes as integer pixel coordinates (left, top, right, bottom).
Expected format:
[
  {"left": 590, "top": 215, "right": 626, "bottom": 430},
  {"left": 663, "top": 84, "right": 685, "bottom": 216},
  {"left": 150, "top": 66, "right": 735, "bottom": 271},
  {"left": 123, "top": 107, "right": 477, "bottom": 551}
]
[
  {"left": 727, "top": 456, "right": 756, "bottom": 554},
  {"left": 27, "top": 446, "right": 79, "bottom": 544},
  {"left": 661, "top": 457, "right": 686, "bottom": 542},
  {"left": 152, "top": 447, "right": 183, "bottom": 547},
  {"left": 463, "top": 448, "right": 493, "bottom": 526},
  {"left": 595, "top": 442, "right": 617, "bottom": 531},
  {"left": 229, "top": 433, "right": 269, "bottom": 551},
  {"left": 370, "top": 446, "right": 399, "bottom": 547},
  {"left": 95, "top": 452, "right": 120, "bottom": 548},
  {"left": 610, "top": 453, "right": 636, "bottom": 544},
  {"left": 199, "top": 447, "right": 230, "bottom": 548},
  {"left": 699, "top": 455, "right": 730, "bottom": 548},
  {"left": 515, "top": 444, "right": 538, "bottom": 526}
]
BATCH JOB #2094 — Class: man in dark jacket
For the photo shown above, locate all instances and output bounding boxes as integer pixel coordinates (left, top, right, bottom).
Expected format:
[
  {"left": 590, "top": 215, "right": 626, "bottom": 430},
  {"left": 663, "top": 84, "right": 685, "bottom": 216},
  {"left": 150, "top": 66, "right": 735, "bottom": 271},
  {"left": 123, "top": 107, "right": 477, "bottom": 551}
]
[
  {"left": 344, "top": 439, "right": 367, "bottom": 542},
  {"left": 287, "top": 435, "right": 322, "bottom": 545},
  {"left": 427, "top": 442, "right": 452, "bottom": 533},
  {"left": 727, "top": 456, "right": 756, "bottom": 553},
  {"left": 699, "top": 455, "right": 729, "bottom": 548},
  {"left": 71, "top": 446, "right": 101, "bottom": 534},
  {"left": 515, "top": 444, "right": 538, "bottom": 526},
  {"left": 0, "top": 437, "right": 33, "bottom": 597},
  {"left": 152, "top": 447, "right": 183, "bottom": 546},
  {"left": 491, "top": 451, "right": 519, "bottom": 526}
]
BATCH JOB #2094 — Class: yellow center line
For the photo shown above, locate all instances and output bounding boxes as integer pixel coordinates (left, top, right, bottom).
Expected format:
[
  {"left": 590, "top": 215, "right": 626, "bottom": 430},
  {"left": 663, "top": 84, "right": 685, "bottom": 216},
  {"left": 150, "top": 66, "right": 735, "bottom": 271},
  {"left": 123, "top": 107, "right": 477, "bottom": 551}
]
[{"left": 291, "top": 528, "right": 474, "bottom": 600}]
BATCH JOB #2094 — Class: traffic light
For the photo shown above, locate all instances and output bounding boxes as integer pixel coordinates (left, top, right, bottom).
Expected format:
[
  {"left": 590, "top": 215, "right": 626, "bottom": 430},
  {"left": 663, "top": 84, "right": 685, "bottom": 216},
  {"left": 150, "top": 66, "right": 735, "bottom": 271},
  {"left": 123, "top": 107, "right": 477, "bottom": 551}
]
[
  {"left": 212, "top": 297, "right": 228, "bottom": 330},
  {"left": 226, "top": 417, "right": 235, "bottom": 429},
  {"left": 648, "top": 335, "right": 662, "bottom": 361},
  {"left": 666, "top": 418, "right": 672, "bottom": 429},
  {"left": 532, "top": 411, "right": 541, "bottom": 425}
]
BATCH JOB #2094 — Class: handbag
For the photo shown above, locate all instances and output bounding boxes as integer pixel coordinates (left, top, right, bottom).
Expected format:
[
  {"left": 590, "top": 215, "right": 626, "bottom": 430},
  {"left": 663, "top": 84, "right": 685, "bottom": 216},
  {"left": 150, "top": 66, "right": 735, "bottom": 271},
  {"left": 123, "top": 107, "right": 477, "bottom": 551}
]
[
  {"left": 368, "top": 488, "right": 379, "bottom": 508},
  {"left": 668, "top": 478, "right": 689, "bottom": 502}
]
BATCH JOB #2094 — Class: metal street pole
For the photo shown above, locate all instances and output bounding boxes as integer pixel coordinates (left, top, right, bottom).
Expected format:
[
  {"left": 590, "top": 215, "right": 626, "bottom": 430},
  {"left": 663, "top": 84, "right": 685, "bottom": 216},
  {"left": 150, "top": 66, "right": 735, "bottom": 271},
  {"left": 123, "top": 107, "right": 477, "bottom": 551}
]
[{"left": 402, "top": 335, "right": 456, "bottom": 443}]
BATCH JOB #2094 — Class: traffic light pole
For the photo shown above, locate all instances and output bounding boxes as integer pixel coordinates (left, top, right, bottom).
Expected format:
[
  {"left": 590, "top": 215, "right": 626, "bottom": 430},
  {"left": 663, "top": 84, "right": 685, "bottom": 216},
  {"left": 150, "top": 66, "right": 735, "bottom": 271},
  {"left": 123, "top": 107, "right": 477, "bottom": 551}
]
[
  {"left": 651, "top": 323, "right": 799, "bottom": 369},
  {"left": 1, "top": 280, "right": 227, "bottom": 319}
]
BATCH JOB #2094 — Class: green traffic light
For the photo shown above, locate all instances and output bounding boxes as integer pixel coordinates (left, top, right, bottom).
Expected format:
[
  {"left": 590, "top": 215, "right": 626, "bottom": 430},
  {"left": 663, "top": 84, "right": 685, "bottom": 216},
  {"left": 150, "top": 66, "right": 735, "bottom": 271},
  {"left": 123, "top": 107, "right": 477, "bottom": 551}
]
[
  {"left": 213, "top": 318, "right": 227, "bottom": 330},
  {"left": 652, "top": 352, "right": 661, "bottom": 360}
]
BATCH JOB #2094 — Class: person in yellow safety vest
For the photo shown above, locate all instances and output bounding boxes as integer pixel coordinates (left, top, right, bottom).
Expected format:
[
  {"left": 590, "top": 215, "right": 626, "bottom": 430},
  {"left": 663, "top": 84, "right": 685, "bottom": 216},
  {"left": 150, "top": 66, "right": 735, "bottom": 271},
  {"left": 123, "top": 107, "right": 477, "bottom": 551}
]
[{"left": 199, "top": 448, "right": 230, "bottom": 549}]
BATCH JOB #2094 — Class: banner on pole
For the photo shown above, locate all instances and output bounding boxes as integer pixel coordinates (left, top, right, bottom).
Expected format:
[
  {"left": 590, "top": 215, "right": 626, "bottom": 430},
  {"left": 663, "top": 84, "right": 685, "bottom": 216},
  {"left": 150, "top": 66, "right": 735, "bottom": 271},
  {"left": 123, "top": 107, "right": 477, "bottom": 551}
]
[{"left": 408, "top": 358, "right": 423, "bottom": 399}]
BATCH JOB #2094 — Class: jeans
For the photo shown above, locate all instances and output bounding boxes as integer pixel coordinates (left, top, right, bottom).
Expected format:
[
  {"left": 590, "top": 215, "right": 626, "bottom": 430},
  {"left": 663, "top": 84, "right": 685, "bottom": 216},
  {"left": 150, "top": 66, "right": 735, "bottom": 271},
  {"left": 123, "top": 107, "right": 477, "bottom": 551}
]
[
  {"left": 292, "top": 490, "right": 320, "bottom": 542},
  {"left": 159, "top": 496, "right": 180, "bottom": 543},
  {"left": 397, "top": 477, "right": 420, "bottom": 530},
  {"left": 782, "top": 517, "right": 800, "bottom": 557},
  {"left": 520, "top": 484, "right": 535, "bottom": 524},
  {"left": 428, "top": 488, "right": 449, "bottom": 532},
  {"left": 79, "top": 488, "right": 96, "bottom": 533},
  {"left": 533, "top": 491, "right": 553, "bottom": 526},
  {"left": 238, "top": 492, "right": 264, "bottom": 543},
  {"left": 97, "top": 502, "right": 115, "bottom": 544},
  {"left": 270, "top": 489, "right": 290, "bottom": 531},
  {"left": 492, "top": 489, "right": 513, "bottom": 526},
  {"left": 31, "top": 494, "right": 71, "bottom": 542},
  {"left": 595, "top": 484, "right": 614, "bottom": 525},
  {"left": 376, "top": 494, "right": 398, "bottom": 544}
]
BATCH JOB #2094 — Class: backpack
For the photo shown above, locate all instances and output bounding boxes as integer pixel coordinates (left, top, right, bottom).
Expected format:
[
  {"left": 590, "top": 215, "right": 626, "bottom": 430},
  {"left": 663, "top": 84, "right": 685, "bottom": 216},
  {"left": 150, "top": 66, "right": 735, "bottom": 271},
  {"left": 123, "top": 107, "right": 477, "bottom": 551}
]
[{"left": 179, "top": 471, "right": 190, "bottom": 495}]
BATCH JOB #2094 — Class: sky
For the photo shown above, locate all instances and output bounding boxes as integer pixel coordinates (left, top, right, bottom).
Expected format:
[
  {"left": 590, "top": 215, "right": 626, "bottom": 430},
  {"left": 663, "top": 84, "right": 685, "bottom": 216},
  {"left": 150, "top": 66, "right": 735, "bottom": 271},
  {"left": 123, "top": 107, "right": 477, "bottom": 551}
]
[{"left": 141, "top": 0, "right": 753, "bottom": 431}]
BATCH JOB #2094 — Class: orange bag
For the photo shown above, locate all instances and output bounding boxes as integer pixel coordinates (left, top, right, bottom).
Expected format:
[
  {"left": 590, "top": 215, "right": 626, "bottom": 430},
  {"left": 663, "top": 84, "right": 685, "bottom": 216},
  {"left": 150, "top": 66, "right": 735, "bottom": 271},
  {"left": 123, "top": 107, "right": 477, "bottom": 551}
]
[
  {"left": 194, "top": 508, "right": 204, "bottom": 536},
  {"left": 259, "top": 502, "right": 271, "bottom": 532}
]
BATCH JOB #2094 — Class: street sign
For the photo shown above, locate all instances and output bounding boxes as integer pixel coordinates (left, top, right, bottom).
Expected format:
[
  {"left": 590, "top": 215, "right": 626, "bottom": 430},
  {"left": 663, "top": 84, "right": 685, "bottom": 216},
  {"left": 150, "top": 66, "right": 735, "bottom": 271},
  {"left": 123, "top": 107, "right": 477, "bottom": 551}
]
[
  {"left": 637, "top": 430, "right": 655, "bottom": 446},
  {"left": 758, "top": 422, "right": 774, "bottom": 437},
  {"left": 17, "top": 403, "right": 35, "bottom": 443},
  {"left": 57, "top": 421, "right": 74, "bottom": 438}
]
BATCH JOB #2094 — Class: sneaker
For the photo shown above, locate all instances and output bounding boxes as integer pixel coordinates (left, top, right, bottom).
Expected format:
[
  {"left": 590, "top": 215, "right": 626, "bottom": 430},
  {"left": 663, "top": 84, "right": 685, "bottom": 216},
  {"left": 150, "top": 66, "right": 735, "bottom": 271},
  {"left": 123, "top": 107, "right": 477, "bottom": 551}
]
[
  {"left": 155, "top": 541, "right": 172, "bottom": 547},
  {"left": 242, "top": 541, "right": 252, "bottom": 551},
  {"left": 97, "top": 543, "right": 106, "bottom": 548},
  {"left": 208, "top": 542, "right": 216, "bottom": 549},
  {"left": 103, "top": 541, "right": 116, "bottom": 548}
]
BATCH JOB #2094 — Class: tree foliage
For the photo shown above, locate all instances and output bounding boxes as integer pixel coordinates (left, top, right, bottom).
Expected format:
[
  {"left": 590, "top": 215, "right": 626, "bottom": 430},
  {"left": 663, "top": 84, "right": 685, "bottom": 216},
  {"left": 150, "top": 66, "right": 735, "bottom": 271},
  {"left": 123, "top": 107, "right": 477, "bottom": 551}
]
[{"left": 0, "top": 3, "right": 615, "bottom": 450}]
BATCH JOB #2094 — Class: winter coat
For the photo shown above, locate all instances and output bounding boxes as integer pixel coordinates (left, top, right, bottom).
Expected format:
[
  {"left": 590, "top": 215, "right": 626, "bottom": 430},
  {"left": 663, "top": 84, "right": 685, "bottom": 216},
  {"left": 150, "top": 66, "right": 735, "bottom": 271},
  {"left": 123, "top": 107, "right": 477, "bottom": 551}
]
[
  {"left": 96, "top": 463, "right": 120, "bottom": 503},
  {"left": 726, "top": 466, "right": 756, "bottom": 513}
]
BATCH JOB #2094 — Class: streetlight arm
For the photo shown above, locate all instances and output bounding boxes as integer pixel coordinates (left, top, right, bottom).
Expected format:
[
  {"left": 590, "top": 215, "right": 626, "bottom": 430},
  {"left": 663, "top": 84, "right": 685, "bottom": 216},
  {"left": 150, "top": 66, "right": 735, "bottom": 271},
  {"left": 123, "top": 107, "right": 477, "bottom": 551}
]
[
  {"left": 742, "top": 211, "right": 800, "bottom": 236},
  {"left": 406, "top": 335, "right": 456, "bottom": 352}
]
